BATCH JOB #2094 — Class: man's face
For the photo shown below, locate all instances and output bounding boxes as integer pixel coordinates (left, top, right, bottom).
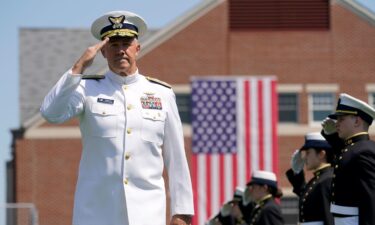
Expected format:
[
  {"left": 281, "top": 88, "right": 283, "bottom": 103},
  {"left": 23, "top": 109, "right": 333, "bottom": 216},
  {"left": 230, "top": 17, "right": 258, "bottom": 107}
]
[
  {"left": 336, "top": 114, "right": 357, "bottom": 139},
  {"left": 101, "top": 37, "right": 140, "bottom": 76}
]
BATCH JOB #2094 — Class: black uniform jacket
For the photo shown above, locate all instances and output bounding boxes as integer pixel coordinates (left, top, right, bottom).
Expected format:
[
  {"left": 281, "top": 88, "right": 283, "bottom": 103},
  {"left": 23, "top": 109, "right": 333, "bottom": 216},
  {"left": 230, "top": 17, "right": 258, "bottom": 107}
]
[
  {"left": 322, "top": 132, "right": 375, "bottom": 225},
  {"left": 238, "top": 200, "right": 255, "bottom": 223},
  {"left": 286, "top": 166, "right": 334, "bottom": 225},
  {"left": 215, "top": 200, "right": 254, "bottom": 225},
  {"left": 247, "top": 196, "right": 284, "bottom": 225}
]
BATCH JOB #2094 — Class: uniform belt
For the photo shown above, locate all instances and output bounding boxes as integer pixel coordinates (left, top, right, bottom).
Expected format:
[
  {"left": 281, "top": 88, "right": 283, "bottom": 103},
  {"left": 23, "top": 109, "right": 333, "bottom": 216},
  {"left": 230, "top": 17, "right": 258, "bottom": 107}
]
[
  {"left": 334, "top": 216, "right": 358, "bottom": 225},
  {"left": 330, "top": 203, "right": 359, "bottom": 215},
  {"left": 300, "top": 221, "right": 323, "bottom": 225}
]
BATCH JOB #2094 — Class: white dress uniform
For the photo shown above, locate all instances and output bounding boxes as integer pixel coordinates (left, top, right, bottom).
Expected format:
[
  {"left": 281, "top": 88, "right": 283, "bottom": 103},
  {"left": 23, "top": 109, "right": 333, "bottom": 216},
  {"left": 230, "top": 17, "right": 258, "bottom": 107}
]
[{"left": 40, "top": 69, "right": 194, "bottom": 225}]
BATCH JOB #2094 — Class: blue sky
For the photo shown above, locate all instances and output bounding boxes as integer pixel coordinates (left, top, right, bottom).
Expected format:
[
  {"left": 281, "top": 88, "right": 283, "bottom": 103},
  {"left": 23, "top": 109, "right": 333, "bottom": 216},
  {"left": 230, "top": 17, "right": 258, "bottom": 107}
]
[{"left": 0, "top": 0, "right": 374, "bottom": 223}]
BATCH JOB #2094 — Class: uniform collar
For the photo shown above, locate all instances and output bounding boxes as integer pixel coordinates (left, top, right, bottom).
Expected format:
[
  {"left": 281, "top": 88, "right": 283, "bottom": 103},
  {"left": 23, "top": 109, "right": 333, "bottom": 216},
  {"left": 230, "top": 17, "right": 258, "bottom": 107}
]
[
  {"left": 107, "top": 69, "right": 141, "bottom": 85},
  {"left": 344, "top": 132, "right": 369, "bottom": 146},
  {"left": 313, "top": 163, "right": 331, "bottom": 176},
  {"left": 256, "top": 194, "right": 272, "bottom": 205}
]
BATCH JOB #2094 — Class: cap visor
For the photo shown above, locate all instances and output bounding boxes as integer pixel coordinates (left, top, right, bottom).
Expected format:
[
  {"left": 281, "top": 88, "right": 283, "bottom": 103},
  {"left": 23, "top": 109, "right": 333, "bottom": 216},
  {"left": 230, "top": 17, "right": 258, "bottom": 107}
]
[{"left": 328, "top": 112, "right": 348, "bottom": 119}]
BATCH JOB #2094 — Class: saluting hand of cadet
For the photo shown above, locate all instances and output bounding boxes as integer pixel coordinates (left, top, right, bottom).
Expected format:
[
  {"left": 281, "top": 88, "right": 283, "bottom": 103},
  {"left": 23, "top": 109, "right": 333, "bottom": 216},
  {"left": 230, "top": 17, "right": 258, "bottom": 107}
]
[
  {"left": 291, "top": 149, "right": 304, "bottom": 173},
  {"left": 72, "top": 37, "right": 109, "bottom": 74},
  {"left": 321, "top": 117, "right": 337, "bottom": 135}
]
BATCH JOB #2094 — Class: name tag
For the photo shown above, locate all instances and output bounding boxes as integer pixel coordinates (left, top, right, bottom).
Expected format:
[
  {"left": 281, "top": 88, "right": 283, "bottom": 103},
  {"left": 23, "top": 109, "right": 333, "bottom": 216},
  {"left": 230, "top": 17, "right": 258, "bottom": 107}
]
[{"left": 97, "top": 98, "right": 114, "bottom": 104}]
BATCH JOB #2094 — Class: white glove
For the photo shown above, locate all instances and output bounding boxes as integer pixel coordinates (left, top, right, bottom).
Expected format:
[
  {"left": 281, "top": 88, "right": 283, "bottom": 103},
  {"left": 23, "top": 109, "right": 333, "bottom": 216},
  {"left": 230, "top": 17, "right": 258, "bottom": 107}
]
[
  {"left": 291, "top": 149, "right": 304, "bottom": 173},
  {"left": 321, "top": 117, "right": 337, "bottom": 135},
  {"left": 220, "top": 202, "right": 233, "bottom": 217}
]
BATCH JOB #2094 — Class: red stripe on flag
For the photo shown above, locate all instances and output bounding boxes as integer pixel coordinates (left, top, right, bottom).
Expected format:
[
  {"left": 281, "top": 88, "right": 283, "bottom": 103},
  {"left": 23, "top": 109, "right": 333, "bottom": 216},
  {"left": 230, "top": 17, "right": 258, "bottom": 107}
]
[
  {"left": 244, "top": 81, "right": 251, "bottom": 181},
  {"left": 232, "top": 155, "right": 238, "bottom": 194},
  {"left": 258, "top": 80, "right": 264, "bottom": 170}
]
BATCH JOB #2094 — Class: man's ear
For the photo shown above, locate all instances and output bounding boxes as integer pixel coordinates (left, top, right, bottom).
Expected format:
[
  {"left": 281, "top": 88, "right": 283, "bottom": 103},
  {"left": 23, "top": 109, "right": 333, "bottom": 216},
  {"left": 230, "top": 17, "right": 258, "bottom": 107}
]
[
  {"left": 135, "top": 44, "right": 141, "bottom": 56},
  {"left": 318, "top": 150, "right": 327, "bottom": 161},
  {"left": 354, "top": 116, "right": 363, "bottom": 128}
]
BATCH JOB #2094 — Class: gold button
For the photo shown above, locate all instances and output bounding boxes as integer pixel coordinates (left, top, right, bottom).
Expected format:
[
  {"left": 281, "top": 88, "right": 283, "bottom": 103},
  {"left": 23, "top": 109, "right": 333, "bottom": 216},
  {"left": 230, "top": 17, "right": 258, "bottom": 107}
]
[
  {"left": 127, "top": 104, "right": 133, "bottom": 110},
  {"left": 124, "top": 179, "right": 128, "bottom": 185},
  {"left": 102, "top": 111, "right": 106, "bottom": 115},
  {"left": 123, "top": 85, "right": 128, "bottom": 90},
  {"left": 125, "top": 154, "right": 131, "bottom": 160},
  {"left": 335, "top": 165, "right": 338, "bottom": 169},
  {"left": 127, "top": 128, "right": 132, "bottom": 134}
]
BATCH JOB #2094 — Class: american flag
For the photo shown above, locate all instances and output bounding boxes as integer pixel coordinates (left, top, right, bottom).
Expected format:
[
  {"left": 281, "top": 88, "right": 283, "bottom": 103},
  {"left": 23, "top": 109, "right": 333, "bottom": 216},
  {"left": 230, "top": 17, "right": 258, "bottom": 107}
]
[{"left": 190, "top": 76, "right": 278, "bottom": 225}]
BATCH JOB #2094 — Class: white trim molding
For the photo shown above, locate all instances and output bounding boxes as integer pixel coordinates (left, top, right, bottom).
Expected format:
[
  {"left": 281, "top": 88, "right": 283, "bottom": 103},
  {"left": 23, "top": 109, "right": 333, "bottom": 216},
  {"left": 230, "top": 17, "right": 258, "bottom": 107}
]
[
  {"left": 277, "top": 84, "right": 303, "bottom": 93},
  {"left": 305, "top": 84, "right": 339, "bottom": 93}
]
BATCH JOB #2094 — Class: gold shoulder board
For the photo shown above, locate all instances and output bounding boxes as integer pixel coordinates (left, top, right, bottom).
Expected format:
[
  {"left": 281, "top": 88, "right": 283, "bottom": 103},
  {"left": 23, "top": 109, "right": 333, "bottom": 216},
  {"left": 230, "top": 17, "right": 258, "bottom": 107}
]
[{"left": 146, "top": 76, "right": 172, "bottom": 89}]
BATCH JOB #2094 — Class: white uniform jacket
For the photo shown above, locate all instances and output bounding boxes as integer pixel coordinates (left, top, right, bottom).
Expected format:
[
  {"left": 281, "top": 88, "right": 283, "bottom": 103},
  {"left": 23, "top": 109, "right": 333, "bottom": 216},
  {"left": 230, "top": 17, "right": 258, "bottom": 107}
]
[{"left": 41, "top": 70, "right": 194, "bottom": 225}]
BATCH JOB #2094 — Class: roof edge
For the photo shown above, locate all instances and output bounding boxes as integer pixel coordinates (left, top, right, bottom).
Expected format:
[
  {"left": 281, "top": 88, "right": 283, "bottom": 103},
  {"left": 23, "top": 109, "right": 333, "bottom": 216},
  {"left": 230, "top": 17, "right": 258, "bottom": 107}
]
[
  {"left": 335, "top": 0, "right": 375, "bottom": 27},
  {"left": 96, "top": 0, "right": 224, "bottom": 75}
]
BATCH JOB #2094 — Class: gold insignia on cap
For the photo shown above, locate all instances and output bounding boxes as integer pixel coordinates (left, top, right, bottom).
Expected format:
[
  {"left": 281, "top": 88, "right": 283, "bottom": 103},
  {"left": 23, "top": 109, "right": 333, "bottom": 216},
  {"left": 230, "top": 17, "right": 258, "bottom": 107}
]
[{"left": 109, "top": 15, "right": 125, "bottom": 29}]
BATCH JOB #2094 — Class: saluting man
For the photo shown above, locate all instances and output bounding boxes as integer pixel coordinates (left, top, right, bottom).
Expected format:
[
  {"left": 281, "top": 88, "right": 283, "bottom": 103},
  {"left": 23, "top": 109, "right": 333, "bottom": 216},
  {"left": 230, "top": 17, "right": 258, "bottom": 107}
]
[
  {"left": 321, "top": 93, "right": 375, "bottom": 225},
  {"left": 40, "top": 11, "right": 194, "bottom": 225},
  {"left": 286, "top": 132, "right": 334, "bottom": 225}
]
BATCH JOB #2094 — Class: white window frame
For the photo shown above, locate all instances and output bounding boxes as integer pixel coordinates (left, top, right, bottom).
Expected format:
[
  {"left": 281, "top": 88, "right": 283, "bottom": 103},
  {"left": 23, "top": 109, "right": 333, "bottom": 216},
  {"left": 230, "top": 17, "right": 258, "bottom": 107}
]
[
  {"left": 306, "top": 84, "right": 338, "bottom": 126},
  {"left": 277, "top": 84, "right": 303, "bottom": 124},
  {"left": 366, "top": 84, "right": 375, "bottom": 108}
]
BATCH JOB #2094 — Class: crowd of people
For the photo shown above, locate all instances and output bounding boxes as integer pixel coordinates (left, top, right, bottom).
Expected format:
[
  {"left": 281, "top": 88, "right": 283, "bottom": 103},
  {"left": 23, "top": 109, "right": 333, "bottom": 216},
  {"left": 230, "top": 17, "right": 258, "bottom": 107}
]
[{"left": 206, "top": 93, "right": 375, "bottom": 225}]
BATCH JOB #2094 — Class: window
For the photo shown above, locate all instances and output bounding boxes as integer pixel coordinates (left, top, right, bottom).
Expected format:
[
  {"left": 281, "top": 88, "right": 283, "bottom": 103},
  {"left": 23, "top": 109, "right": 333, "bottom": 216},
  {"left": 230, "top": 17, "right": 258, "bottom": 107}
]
[
  {"left": 175, "top": 93, "right": 191, "bottom": 124},
  {"left": 278, "top": 93, "right": 299, "bottom": 123},
  {"left": 370, "top": 93, "right": 375, "bottom": 108},
  {"left": 309, "top": 93, "right": 335, "bottom": 123}
]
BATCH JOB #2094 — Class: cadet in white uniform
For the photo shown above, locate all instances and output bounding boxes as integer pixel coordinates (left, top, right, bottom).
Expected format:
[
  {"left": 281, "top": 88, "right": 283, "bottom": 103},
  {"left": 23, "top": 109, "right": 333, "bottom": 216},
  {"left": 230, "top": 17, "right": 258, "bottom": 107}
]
[{"left": 41, "top": 10, "right": 194, "bottom": 225}]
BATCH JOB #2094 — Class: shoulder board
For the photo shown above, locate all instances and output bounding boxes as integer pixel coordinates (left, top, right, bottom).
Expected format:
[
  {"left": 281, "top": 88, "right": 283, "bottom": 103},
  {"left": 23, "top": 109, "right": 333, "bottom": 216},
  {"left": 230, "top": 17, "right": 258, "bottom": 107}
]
[
  {"left": 82, "top": 74, "right": 105, "bottom": 80},
  {"left": 146, "top": 76, "right": 172, "bottom": 89}
]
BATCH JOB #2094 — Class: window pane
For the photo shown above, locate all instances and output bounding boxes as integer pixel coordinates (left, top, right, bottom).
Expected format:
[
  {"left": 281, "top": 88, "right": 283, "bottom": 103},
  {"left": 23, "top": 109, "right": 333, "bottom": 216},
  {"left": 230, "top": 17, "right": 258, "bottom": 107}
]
[
  {"left": 278, "top": 93, "right": 298, "bottom": 123},
  {"left": 311, "top": 93, "right": 335, "bottom": 122},
  {"left": 371, "top": 93, "right": 375, "bottom": 108},
  {"left": 176, "top": 93, "right": 191, "bottom": 124}
]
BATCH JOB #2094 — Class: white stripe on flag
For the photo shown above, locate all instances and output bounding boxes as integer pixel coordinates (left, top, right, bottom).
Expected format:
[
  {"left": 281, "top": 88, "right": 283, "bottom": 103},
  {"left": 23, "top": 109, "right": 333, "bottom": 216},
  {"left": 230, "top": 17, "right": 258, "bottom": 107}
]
[
  {"left": 211, "top": 154, "right": 219, "bottom": 216},
  {"left": 263, "top": 78, "right": 272, "bottom": 171},
  {"left": 198, "top": 155, "right": 206, "bottom": 225},
  {"left": 236, "top": 79, "right": 246, "bottom": 187},
  {"left": 250, "top": 79, "right": 259, "bottom": 172},
  {"left": 224, "top": 154, "right": 233, "bottom": 202}
]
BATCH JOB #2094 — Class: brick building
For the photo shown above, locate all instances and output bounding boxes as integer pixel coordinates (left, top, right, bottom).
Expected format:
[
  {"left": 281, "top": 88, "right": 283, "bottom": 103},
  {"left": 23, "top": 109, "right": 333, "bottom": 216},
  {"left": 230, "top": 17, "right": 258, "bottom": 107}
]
[{"left": 9, "top": 0, "right": 375, "bottom": 224}]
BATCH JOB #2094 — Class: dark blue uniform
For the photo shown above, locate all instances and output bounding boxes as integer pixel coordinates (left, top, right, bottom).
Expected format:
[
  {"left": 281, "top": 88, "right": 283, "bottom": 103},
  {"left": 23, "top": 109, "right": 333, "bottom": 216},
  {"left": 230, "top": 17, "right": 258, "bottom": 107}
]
[
  {"left": 286, "top": 166, "right": 334, "bottom": 225},
  {"left": 323, "top": 132, "right": 375, "bottom": 225},
  {"left": 246, "top": 196, "right": 284, "bottom": 225}
]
